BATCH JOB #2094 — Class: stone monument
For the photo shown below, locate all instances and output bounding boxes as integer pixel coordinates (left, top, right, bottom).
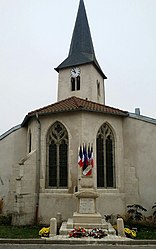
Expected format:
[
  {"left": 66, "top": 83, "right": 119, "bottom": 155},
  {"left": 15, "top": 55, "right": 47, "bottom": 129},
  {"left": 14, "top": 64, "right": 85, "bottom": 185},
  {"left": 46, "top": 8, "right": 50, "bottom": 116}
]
[
  {"left": 72, "top": 145, "right": 106, "bottom": 229},
  {"left": 60, "top": 144, "right": 115, "bottom": 235}
]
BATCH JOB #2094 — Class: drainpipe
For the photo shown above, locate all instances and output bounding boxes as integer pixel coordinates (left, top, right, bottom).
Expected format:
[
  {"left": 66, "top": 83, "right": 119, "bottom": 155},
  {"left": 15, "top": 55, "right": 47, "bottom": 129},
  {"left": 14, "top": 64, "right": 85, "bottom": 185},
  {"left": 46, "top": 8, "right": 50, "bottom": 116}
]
[{"left": 35, "top": 113, "right": 41, "bottom": 225}]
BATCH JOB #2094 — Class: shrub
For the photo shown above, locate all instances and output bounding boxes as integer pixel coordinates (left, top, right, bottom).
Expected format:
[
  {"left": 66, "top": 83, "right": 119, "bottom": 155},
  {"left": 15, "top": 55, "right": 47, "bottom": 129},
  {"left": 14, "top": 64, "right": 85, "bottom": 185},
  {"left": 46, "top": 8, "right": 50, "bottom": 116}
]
[
  {"left": 152, "top": 203, "right": 156, "bottom": 219},
  {"left": 0, "top": 214, "right": 12, "bottom": 225},
  {"left": 127, "top": 204, "right": 147, "bottom": 222},
  {"left": 0, "top": 199, "right": 3, "bottom": 214}
]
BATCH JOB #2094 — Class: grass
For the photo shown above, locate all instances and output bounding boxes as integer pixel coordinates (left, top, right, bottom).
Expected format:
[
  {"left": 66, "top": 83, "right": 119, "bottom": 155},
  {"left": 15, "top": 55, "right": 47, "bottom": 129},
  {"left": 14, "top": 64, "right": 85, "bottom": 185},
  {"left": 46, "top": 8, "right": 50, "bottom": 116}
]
[
  {"left": 136, "top": 226, "right": 156, "bottom": 240},
  {"left": 0, "top": 225, "right": 40, "bottom": 239},
  {"left": 124, "top": 222, "right": 156, "bottom": 240},
  {"left": 0, "top": 225, "right": 156, "bottom": 239}
]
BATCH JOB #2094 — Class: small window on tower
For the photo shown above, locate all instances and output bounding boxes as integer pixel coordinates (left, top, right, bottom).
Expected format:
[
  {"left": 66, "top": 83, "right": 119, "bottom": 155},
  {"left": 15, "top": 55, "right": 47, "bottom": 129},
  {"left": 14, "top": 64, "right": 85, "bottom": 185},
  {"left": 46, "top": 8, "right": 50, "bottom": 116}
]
[
  {"left": 70, "top": 67, "right": 81, "bottom": 91},
  {"left": 71, "top": 77, "right": 80, "bottom": 91},
  {"left": 71, "top": 78, "right": 75, "bottom": 91},
  {"left": 28, "top": 131, "right": 32, "bottom": 153},
  {"left": 77, "top": 76, "right": 80, "bottom": 90},
  {"left": 97, "top": 80, "right": 100, "bottom": 96}
]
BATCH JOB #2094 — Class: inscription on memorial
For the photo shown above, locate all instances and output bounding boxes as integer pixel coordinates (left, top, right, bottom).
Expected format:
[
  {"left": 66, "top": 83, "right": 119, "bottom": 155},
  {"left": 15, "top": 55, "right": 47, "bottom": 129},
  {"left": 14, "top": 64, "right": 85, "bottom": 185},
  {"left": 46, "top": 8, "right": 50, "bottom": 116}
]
[{"left": 79, "top": 198, "right": 95, "bottom": 214}]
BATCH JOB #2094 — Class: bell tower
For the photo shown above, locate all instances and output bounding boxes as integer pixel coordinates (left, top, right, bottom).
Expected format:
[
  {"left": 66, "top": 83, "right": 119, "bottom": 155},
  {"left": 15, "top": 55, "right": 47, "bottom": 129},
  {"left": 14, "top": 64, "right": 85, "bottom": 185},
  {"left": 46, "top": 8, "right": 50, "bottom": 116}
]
[{"left": 55, "top": 0, "right": 107, "bottom": 104}]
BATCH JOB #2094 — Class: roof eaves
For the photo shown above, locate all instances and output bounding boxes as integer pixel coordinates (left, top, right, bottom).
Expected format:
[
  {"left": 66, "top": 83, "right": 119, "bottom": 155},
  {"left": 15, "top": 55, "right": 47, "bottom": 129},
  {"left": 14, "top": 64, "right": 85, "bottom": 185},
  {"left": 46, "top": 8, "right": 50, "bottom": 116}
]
[
  {"left": 22, "top": 107, "right": 128, "bottom": 126},
  {"left": 81, "top": 108, "right": 128, "bottom": 116},
  {"left": 0, "top": 124, "right": 22, "bottom": 140},
  {"left": 21, "top": 114, "right": 31, "bottom": 127},
  {"left": 55, "top": 60, "right": 106, "bottom": 79},
  {"left": 129, "top": 112, "right": 156, "bottom": 124}
]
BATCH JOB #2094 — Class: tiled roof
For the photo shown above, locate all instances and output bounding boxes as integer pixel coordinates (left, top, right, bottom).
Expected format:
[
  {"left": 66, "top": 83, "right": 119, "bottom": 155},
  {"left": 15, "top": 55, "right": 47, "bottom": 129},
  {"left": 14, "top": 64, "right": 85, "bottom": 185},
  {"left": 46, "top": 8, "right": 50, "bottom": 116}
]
[{"left": 22, "top": 96, "right": 128, "bottom": 125}]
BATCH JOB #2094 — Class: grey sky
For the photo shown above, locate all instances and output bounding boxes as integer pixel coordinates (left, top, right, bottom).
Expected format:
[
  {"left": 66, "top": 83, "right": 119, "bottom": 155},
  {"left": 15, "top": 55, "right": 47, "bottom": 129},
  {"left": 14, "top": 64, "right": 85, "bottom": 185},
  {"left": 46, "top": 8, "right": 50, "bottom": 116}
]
[{"left": 0, "top": 0, "right": 156, "bottom": 135}]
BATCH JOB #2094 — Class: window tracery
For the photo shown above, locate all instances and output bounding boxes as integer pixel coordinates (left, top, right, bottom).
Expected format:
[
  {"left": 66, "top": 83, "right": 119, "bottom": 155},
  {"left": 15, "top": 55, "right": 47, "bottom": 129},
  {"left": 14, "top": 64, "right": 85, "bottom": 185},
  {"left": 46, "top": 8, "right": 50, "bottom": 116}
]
[
  {"left": 47, "top": 122, "right": 68, "bottom": 188},
  {"left": 96, "top": 123, "right": 115, "bottom": 188}
]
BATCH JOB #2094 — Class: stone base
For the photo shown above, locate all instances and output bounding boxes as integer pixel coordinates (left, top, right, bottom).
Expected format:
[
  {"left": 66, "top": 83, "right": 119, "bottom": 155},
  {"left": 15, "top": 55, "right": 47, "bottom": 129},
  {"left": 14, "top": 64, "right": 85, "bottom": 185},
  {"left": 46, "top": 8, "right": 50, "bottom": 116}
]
[
  {"left": 59, "top": 218, "right": 116, "bottom": 235},
  {"left": 72, "top": 212, "right": 106, "bottom": 228},
  {"left": 59, "top": 188, "right": 116, "bottom": 236}
]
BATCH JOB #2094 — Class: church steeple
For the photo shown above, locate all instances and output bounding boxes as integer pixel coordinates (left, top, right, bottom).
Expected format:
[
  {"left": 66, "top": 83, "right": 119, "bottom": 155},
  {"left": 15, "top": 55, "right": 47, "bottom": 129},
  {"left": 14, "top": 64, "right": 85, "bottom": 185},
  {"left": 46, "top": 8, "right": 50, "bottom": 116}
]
[
  {"left": 55, "top": 0, "right": 106, "bottom": 79},
  {"left": 69, "top": 0, "right": 95, "bottom": 57},
  {"left": 56, "top": 0, "right": 106, "bottom": 105}
]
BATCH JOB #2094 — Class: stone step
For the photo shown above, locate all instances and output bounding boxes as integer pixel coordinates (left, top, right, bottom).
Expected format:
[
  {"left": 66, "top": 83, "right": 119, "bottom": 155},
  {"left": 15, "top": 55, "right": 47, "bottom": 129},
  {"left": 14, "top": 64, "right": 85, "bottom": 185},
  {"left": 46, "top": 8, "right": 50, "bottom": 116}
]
[{"left": 59, "top": 219, "right": 115, "bottom": 236}]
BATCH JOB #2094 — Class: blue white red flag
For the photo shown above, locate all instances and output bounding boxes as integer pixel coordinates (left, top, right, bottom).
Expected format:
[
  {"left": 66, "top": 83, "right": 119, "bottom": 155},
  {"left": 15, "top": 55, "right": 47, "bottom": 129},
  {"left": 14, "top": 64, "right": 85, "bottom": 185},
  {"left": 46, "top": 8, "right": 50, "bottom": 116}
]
[
  {"left": 83, "top": 145, "right": 88, "bottom": 171},
  {"left": 78, "top": 144, "right": 94, "bottom": 176},
  {"left": 78, "top": 145, "right": 83, "bottom": 167},
  {"left": 90, "top": 145, "right": 94, "bottom": 167}
]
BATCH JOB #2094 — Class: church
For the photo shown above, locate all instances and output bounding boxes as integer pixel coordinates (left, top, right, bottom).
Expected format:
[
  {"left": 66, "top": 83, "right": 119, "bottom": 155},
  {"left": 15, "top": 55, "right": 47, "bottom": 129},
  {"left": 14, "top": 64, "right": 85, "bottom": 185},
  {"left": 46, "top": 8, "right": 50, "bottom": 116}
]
[{"left": 0, "top": 0, "right": 156, "bottom": 226}]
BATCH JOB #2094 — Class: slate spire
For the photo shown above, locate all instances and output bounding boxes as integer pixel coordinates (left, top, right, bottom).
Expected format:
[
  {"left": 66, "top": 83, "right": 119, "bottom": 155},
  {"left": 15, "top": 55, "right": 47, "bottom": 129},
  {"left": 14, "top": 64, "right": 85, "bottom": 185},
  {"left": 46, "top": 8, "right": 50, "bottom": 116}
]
[
  {"left": 68, "top": 0, "right": 95, "bottom": 57},
  {"left": 55, "top": 0, "right": 106, "bottom": 79}
]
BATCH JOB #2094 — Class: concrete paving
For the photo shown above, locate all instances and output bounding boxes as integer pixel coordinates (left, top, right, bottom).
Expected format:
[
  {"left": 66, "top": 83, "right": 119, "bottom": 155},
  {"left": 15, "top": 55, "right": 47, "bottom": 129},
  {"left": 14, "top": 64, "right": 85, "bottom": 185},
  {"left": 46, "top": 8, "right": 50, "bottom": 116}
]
[
  {"left": 0, "top": 244, "right": 156, "bottom": 249},
  {"left": 0, "top": 234, "right": 156, "bottom": 249},
  {"left": 0, "top": 236, "right": 156, "bottom": 245}
]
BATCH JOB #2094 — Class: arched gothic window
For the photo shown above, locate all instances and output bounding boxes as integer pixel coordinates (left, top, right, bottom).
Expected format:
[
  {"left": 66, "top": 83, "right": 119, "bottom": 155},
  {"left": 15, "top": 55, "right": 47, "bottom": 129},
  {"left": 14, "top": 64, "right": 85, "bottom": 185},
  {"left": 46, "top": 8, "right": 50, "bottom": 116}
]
[
  {"left": 96, "top": 123, "right": 115, "bottom": 188},
  {"left": 46, "top": 122, "right": 68, "bottom": 188}
]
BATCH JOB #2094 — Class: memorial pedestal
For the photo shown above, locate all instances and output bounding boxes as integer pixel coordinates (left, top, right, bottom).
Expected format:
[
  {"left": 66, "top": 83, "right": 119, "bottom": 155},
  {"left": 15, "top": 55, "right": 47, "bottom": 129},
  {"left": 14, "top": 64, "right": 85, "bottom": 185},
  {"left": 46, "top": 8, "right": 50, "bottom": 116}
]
[
  {"left": 72, "top": 213, "right": 107, "bottom": 229},
  {"left": 72, "top": 189, "right": 106, "bottom": 228},
  {"left": 59, "top": 189, "right": 110, "bottom": 234},
  {"left": 59, "top": 146, "right": 115, "bottom": 235}
]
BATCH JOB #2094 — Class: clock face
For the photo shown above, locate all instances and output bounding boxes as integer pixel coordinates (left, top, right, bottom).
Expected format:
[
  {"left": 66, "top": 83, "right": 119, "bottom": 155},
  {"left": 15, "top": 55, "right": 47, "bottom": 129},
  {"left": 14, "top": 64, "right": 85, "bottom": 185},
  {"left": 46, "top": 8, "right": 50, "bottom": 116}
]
[{"left": 71, "top": 67, "right": 80, "bottom": 78}]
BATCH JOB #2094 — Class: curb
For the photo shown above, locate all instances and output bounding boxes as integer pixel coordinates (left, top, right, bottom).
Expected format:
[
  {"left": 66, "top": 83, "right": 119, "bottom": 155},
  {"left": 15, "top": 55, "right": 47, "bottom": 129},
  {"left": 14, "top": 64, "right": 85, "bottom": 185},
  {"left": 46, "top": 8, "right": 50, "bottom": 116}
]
[{"left": 0, "top": 239, "right": 156, "bottom": 245}]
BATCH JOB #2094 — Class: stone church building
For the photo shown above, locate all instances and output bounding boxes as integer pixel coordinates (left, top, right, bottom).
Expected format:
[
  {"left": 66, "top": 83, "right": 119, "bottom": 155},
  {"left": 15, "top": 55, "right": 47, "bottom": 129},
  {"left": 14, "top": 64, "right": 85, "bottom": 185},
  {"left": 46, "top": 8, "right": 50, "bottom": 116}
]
[{"left": 0, "top": 0, "right": 156, "bottom": 225}]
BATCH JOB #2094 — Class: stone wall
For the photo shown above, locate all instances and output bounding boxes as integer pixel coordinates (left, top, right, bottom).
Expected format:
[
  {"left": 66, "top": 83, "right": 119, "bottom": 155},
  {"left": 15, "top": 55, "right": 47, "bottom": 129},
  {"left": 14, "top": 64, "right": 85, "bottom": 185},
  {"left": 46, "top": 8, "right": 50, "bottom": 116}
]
[
  {"left": 57, "top": 64, "right": 105, "bottom": 104},
  {"left": 1, "top": 111, "right": 156, "bottom": 225},
  {"left": 36, "top": 111, "right": 126, "bottom": 223},
  {"left": 12, "top": 119, "right": 40, "bottom": 225},
  {"left": 0, "top": 127, "right": 27, "bottom": 214},
  {"left": 123, "top": 116, "right": 156, "bottom": 213}
]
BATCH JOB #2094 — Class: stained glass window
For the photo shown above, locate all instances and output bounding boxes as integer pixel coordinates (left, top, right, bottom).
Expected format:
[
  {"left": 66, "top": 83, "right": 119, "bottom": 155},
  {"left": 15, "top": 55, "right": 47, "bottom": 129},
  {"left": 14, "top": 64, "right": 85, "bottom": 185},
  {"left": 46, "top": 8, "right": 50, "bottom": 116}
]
[
  {"left": 47, "top": 122, "right": 68, "bottom": 188},
  {"left": 96, "top": 123, "right": 115, "bottom": 188}
]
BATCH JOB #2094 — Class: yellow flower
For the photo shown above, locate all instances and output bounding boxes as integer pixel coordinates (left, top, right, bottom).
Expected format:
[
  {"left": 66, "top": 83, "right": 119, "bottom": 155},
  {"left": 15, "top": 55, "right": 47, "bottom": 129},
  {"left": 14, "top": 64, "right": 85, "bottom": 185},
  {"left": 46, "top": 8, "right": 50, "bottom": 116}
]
[
  {"left": 124, "top": 228, "right": 137, "bottom": 238},
  {"left": 113, "top": 225, "right": 117, "bottom": 231},
  {"left": 130, "top": 230, "right": 137, "bottom": 238},
  {"left": 39, "top": 227, "right": 50, "bottom": 237},
  {"left": 124, "top": 228, "right": 131, "bottom": 234}
]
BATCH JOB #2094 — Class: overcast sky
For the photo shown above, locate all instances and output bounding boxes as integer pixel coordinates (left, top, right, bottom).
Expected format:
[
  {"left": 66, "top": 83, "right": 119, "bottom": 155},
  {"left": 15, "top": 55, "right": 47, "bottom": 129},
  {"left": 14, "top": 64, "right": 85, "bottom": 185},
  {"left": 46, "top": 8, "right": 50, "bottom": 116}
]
[{"left": 0, "top": 0, "right": 156, "bottom": 135}]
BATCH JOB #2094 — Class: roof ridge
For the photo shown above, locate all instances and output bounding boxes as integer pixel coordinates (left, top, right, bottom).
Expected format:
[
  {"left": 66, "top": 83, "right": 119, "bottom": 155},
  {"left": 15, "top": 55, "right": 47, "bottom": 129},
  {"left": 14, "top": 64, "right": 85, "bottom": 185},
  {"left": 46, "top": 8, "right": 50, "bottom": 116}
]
[
  {"left": 22, "top": 97, "right": 128, "bottom": 126},
  {"left": 71, "top": 96, "right": 83, "bottom": 108},
  {"left": 70, "top": 96, "right": 128, "bottom": 113},
  {"left": 28, "top": 96, "right": 128, "bottom": 116}
]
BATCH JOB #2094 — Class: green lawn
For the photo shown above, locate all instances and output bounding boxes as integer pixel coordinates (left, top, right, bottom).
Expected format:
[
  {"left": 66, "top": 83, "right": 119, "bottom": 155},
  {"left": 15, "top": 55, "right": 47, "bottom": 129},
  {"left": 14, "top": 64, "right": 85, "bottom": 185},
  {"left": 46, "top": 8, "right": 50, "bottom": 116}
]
[
  {"left": 0, "top": 225, "right": 40, "bottom": 239},
  {"left": 0, "top": 225, "right": 156, "bottom": 239},
  {"left": 136, "top": 226, "right": 156, "bottom": 240}
]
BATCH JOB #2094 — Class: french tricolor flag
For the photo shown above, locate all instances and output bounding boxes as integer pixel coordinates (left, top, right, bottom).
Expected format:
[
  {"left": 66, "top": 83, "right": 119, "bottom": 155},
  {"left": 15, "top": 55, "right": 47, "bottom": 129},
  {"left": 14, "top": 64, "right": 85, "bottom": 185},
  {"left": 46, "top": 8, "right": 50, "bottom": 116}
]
[
  {"left": 90, "top": 145, "right": 94, "bottom": 168},
  {"left": 78, "top": 145, "right": 83, "bottom": 167},
  {"left": 78, "top": 144, "right": 94, "bottom": 176}
]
